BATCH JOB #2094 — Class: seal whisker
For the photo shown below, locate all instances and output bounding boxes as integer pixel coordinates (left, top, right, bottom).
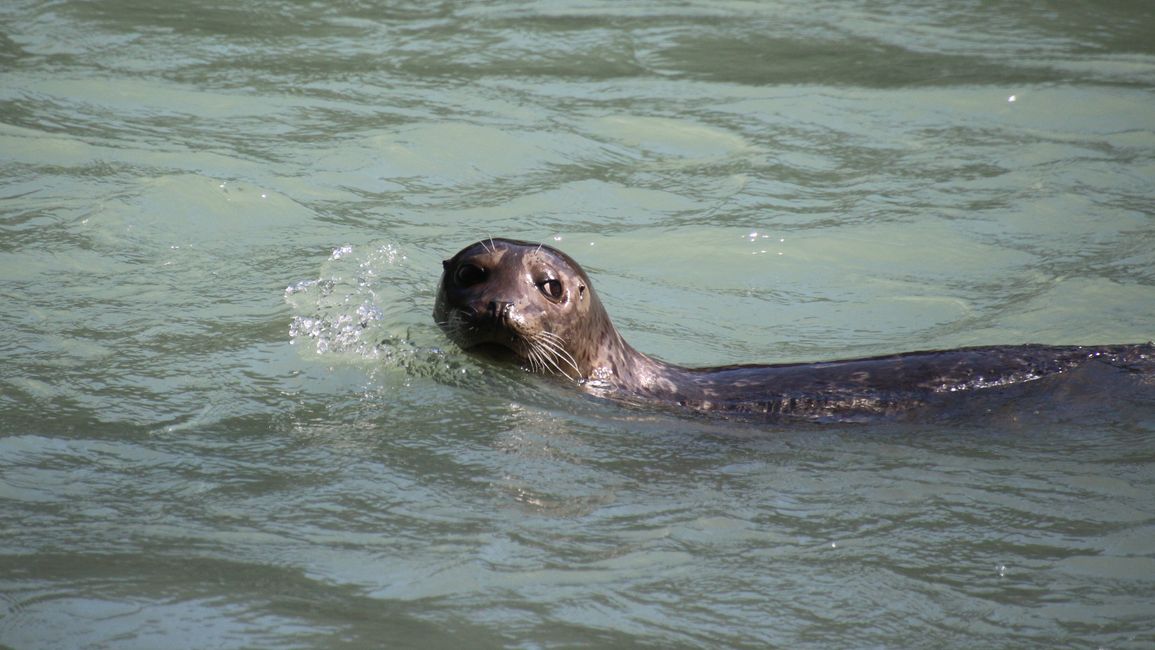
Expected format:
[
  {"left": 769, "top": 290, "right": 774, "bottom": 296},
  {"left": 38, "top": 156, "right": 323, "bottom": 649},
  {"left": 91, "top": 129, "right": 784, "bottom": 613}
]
[
  {"left": 541, "top": 353, "right": 577, "bottom": 382},
  {"left": 524, "top": 345, "right": 543, "bottom": 373},
  {"left": 532, "top": 344, "right": 569, "bottom": 378},
  {"left": 525, "top": 333, "right": 578, "bottom": 381},
  {"left": 533, "top": 331, "right": 581, "bottom": 378},
  {"left": 528, "top": 342, "right": 570, "bottom": 379},
  {"left": 527, "top": 339, "right": 563, "bottom": 377}
]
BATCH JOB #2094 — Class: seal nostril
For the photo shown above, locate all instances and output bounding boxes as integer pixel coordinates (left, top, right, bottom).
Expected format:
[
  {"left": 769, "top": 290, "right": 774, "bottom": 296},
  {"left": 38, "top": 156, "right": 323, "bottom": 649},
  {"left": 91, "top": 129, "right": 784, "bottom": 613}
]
[{"left": 488, "top": 300, "right": 513, "bottom": 320}]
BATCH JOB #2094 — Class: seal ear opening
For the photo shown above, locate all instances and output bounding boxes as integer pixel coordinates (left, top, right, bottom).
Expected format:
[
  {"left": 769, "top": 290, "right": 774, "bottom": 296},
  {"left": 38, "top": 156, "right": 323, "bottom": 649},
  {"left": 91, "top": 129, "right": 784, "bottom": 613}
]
[{"left": 578, "top": 285, "right": 586, "bottom": 301}]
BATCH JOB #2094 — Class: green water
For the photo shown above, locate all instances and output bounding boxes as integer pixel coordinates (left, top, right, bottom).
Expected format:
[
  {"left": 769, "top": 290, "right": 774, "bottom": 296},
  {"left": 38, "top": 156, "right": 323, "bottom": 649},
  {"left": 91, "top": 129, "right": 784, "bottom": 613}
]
[{"left": 2, "top": 1, "right": 1154, "bottom": 648}]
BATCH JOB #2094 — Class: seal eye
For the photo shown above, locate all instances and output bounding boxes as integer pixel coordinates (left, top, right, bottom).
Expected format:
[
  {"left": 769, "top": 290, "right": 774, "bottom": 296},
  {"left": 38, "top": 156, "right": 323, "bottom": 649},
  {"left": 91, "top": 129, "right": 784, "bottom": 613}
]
[
  {"left": 537, "top": 278, "right": 564, "bottom": 302},
  {"left": 454, "top": 263, "right": 486, "bottom": 287}
]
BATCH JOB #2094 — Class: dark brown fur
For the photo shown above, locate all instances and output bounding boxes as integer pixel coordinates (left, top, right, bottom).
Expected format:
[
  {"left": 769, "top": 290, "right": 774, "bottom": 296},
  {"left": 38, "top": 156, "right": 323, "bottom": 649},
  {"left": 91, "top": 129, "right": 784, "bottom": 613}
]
[{"left": 434, "top": 239, "right": 1154, "bottom": 422}]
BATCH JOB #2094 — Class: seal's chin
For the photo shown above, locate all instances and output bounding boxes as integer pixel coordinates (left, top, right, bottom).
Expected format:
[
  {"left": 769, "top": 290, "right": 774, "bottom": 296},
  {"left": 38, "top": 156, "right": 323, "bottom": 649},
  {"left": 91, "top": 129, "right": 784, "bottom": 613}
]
[{"left": 460, "top": 341, "right": 526, "bottom": 364}]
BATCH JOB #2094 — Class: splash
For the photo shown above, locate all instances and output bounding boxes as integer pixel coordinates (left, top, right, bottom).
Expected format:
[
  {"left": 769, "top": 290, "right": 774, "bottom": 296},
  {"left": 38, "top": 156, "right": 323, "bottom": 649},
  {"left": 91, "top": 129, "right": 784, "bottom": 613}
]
[{"left": 284, "top": 243, "right": 413, "bottom": 361}]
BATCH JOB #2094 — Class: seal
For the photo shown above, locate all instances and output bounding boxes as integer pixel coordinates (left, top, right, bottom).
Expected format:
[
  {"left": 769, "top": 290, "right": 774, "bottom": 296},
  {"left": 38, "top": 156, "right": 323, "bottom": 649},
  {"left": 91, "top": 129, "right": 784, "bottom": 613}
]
[{"left": 434, "top": 238, "right": 1154, "bottom": 421}]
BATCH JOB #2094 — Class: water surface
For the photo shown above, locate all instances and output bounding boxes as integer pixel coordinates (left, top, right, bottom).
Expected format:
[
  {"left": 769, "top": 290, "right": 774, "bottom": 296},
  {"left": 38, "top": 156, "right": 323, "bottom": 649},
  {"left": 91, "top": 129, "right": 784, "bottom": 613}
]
[{"left": 2, "top": 0, "right": 1154, "bottom": 648}]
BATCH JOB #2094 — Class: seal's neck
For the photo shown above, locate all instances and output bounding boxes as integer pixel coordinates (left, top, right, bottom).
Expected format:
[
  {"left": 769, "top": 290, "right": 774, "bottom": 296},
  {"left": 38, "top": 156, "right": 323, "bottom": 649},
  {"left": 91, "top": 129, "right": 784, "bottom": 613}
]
[{"left": 570, "top": 322, "right": 688, "bottom": 399}]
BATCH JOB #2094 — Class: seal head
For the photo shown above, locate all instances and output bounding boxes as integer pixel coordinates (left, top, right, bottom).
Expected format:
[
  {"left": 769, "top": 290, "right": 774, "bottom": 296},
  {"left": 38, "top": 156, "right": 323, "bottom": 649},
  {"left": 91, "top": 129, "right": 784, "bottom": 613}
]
[{"left": 434, "top": 238, "right": 630, "bottom": 384}]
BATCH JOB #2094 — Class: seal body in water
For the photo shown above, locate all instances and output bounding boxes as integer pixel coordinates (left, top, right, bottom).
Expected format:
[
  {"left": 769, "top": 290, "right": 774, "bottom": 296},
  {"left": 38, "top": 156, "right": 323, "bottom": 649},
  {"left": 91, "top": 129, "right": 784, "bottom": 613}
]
[{"left": 434, "top": 238, "right": 1154, "bottom": 422}]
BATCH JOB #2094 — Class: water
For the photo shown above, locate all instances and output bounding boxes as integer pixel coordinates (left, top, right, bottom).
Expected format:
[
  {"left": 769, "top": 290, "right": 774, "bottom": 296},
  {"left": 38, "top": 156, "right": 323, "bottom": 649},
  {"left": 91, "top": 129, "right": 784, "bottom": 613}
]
[{"left": 2, "top": 0, "right": 1154, "bottom": 647}]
